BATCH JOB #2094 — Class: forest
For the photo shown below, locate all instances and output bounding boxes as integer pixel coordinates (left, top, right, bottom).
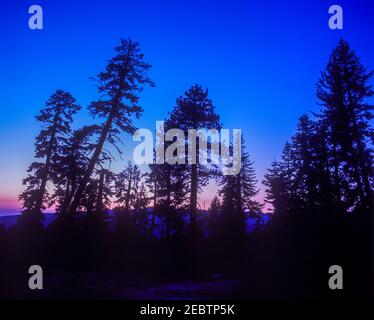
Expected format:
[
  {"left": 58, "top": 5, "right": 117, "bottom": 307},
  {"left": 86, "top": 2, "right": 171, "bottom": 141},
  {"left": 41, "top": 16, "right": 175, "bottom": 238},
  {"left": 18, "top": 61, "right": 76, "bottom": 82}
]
[{"left": 0, "top": 38, "right": 372, "bottom": 299}]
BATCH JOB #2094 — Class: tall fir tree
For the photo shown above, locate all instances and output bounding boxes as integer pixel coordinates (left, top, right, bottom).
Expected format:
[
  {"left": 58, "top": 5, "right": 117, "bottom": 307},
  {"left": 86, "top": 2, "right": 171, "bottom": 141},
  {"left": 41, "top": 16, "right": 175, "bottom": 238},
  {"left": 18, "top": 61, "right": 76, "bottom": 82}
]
[
  {"left": 167, "top": 84, "right": 221, "bottom": 229},
  {"left": 69, "top": 38, "right": 154, "bottom": 213},
  {"left": 316, "top": 39, "right": 373, "bottom": 212},
  {"left": 19, "top": 90, "right": 80, "bottom": 222}
]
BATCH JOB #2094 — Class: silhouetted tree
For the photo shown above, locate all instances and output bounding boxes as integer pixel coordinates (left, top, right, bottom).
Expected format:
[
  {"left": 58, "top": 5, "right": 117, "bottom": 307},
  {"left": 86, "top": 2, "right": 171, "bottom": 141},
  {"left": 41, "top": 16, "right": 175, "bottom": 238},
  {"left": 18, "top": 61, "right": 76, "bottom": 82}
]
[
  {"left": 80, "top": 177, "right": 99, "bottom": 215},
  {"left": 290, "top": 115, "right": 318, "bottom": 211},
  {"left": 145, "top": 161, "right": 160, "bottom": 237},
  {"left": 263, "top": 141, "right": 298, "bottom": 218},
  {"left": 219, "top": 137, "right": 261, "bottom": 238},
  {"left": 134, "top": 182, "right": 149, "bottom": 211},
  {"left": 52, "top": 125, "right": 99, "bottom": 214},
  {"left": 263, "top": 160, "right": 288, "bottom": 216},
  {"left": 69, "top": 38, "right": 154, "bottom": 213},
  {"left": 115, "top": 161, "right": 142, "bottom": 214},
  {"left": 149, "top": 162, "right": 188, "bottom": 240},
  {"left": 316, "top": 39, "right": 373, "bottom": 212},
  {"left": 133, "top": 182, "right": 150, "bottom": 233},
  {"left": 167, "top": 84, "right": 221, "bottom": 230},
  {"left": 19, "top": 90, "right": 80, "bottom": 221},
  {"left": 311, "top": 120, "right": 335, "bottom": 213},
  {"left": 207, "top": 196, "right": 221, "bottom": 242},
  {"left": 95, "top": 168, "right": 115, "bottom": 213},
  {"left": 236, "top": 137, "right": 262, "bottom": 214}
]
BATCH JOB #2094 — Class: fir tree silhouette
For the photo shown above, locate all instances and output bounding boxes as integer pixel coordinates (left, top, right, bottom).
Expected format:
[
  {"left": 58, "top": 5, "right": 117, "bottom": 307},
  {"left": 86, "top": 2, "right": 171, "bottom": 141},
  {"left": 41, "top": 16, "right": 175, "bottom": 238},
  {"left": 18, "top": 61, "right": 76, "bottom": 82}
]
[
  {"left": 19, "top": 90, "right": 80, "bottom": 223},
  {"left": 68, "top": 38, "right": 154, "bottom": 213},
  {"left": 167, "top": 84, "right": 221, "bottom": 231}
]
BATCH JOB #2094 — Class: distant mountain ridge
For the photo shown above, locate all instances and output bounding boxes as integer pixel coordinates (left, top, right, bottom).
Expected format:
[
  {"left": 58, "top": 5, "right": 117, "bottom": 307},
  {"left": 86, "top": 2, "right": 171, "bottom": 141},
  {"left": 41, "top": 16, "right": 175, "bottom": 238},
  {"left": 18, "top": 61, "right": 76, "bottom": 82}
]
[
  {"left": 0, "top": 208, "right": 20, "bottom": 216},
  {"left": 0, "top": 212, "right": 56, "bottom": 228}
]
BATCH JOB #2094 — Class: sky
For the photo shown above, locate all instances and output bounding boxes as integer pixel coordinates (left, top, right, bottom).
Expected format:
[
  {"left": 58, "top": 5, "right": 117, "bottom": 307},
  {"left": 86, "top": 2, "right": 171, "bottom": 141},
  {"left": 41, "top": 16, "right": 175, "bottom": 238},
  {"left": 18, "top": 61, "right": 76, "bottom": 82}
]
[{"left": 0, "top": 0, "right": 373, "bottom": 214}]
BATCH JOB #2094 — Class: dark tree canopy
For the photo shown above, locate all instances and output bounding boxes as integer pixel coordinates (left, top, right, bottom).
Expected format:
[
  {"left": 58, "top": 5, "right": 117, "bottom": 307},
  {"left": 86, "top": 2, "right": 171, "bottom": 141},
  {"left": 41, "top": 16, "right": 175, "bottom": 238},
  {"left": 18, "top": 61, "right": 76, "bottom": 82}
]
[
  {"left": 316, "top": 39, "right": 373, "bottom": 212},
  {"left": 68, "top": 38, "right": 154, "bottom": 213},
  {"left": 264, "top": 39, "right": 373, "bottom": 219},
  {"left": 19, "top": 90, "right": 80, "bottom": 221},
  {"left": 167, "top": 84, "right": 221, "bottom": 228}
]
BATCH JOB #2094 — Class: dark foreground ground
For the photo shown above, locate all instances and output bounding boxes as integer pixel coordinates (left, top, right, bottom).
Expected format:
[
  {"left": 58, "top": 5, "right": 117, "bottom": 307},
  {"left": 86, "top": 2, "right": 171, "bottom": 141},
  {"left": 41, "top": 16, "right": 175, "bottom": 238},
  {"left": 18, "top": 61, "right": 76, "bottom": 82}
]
[{"left": 7, "top": 272, "right": 239, "bottom": 300}]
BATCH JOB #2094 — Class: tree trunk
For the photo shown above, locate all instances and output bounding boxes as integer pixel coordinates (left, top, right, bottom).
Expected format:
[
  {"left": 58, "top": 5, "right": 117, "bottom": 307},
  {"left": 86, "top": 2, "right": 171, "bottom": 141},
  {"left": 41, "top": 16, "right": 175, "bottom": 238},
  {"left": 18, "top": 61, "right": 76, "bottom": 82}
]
[
  {"left": 332, "top": 142, "right": 341, "bottom": 211},
  {"left": 69, "top": 110, "right": 116, "bottom": 213},
  {"left": 190, "top": 164, "right": 198, "bottom": 229},
  {"left": 348, "top": 91, "right": 371, "bottom": 209},
  {"left": 60, "top": 179, "right": 71, "bottom": 214},
  {"left": 124, "top": 172, "right": 132, "bottom": 215},
  {"left": 166, "top": 171, "right": 171, "bottom": 240},
  {"left": 61, "top": 177, "right": 76, "bottom": 215},
  {"left": 35, "top": 125, "right": 57, "bottom": 213},
  {"left": 96, "top": 171, "right": 105, "bottom": 213},
  {"left": 236, "top": 175, "right": 242, "bottom": 213},
  {"left": 68, "top": 55, "right": 130, "bottom": 213},
  {"left": 149, "top": 181, "right": 157, "bottom": 238}
]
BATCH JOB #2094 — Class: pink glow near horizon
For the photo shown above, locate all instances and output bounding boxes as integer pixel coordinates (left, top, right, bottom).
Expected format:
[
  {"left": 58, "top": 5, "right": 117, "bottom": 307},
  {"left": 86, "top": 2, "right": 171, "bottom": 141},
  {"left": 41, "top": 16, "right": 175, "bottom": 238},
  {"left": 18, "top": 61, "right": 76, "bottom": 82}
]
[
  {"left": 0, "top": 192, "right": 269, "bottom": 213},
  {"left": 0, "top": 197, "right": 21, "bottom": 210}
]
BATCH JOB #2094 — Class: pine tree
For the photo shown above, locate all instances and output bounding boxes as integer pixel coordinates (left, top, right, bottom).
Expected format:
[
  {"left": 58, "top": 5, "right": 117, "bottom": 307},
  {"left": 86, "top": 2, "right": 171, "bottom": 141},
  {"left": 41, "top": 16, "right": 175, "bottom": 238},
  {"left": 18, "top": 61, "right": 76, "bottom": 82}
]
[
  {"left": 236, "top": 137, "right": 262, "bottom": 215},
  {"left": 115, "top": 161, "right": 142, "bottom": 214},
  {"left": 263, "top": 160, "right": 288, "bottom": 216},
  {"left": 80, "top": 177, "right": 99, "bottom": 215},
  {"left": 133, "top": 182, "right": 150, "bottom": 211},
  {"left": 145, "top": 163, "right": 159, "bottom": 209},
  {"left": 280, "top": 141, "right": 298, "bottom": 212},
  {"left": 219, "top": 137, "right": 262, "bottom": 236},
  {"left": 52, "top": 125, "right": 99, "bottom": 214},
  {"left": 290, "top": 115, "right": 317, "bottom": 210},
  {"left": 147, "top": 161, "right": 188, "bottom": 239},
  {"left": 145, "top": 161, "right": 161, "bottom": 237},
  {"left": 311, "top": 120, "right": 334, "bottom": 213},
  {"left": 316, "top": 39, "right": 373, "bottom": 212},
  {"left": 95, "top": 168, "right": 115, "bottom": 213},
  {"left": 133, "top": 182, "right": 150, "bottom": 234},
  {"left": 167, "top": 84, "right": 221, "bottom": 229},
  {"left": 263, "top": 141, "right": 298, "bottom": 217},
  {"left": 19, "top": 90, "right": 80, "bottom": 220},
  {"left": 69, "top": 38, "right": 154, "bottom": 213},
  {"left": 207, "top": 196, "right": 221, "bottom": 242}
]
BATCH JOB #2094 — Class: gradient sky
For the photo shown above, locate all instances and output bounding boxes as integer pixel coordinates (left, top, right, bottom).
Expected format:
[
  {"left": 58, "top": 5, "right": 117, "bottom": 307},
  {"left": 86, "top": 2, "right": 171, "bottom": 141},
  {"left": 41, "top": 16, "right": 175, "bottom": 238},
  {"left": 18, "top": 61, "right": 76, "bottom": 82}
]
[{"left": 0, "top": 0, "right": 373, "bottom": 213}]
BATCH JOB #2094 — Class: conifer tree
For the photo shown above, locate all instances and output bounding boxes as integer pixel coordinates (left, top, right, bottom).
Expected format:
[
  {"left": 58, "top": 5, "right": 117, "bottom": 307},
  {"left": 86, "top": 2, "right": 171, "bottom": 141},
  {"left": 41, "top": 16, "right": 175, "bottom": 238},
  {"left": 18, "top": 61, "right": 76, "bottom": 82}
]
[
  {"left": 145, "top": 161, "right": 161, "bottom": 237},
  {"left": 52, "top": 125, "right": 99, "bottom": 214},
  {"left": 115, "top": 161, "right": 142, "bottom": 214},
  {"left": 263, "top": 160, "right": 288, "bottom": 216},
  {"left": 263, "top": 141, "right": 298, "bottom": 217},
  {"left": 290, "top": 115, "right": 317, "bottom": 211},
  {"left": 207, "top": 196, "right": 221, "bottom": 242},
  {"left": 69, "top": 38, "right": 154, "bottom": 213},
  {"left": 95, "top": 168, "right": 115, "bottom": 213},
  {"left": 316, "top": 39, "right": 373, "bottom": 212},
  {"left": 19, "top": 90, "right": 80, "bottom": 220},
  {"left": 167, "top": 84, "right": 221, "bottom": 229},
  {"left": 219, "top": 137, "right": 262, "bottom": 214}
]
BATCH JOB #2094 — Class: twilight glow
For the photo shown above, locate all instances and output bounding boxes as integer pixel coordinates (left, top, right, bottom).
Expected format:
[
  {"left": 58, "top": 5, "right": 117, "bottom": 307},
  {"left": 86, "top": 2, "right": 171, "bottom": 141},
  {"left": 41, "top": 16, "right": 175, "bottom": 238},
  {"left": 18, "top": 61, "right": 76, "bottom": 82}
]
[{"left": 0, "top": 0, "right": 373, "bottom": 214}]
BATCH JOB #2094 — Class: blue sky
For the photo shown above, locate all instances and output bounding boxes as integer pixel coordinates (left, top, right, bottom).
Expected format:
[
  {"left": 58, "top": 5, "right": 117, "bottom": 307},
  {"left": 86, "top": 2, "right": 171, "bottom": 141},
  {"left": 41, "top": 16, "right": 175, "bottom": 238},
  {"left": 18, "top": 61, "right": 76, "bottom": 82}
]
[{"left": 0, "top": 0, "right": 373, "bottom": 211}]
